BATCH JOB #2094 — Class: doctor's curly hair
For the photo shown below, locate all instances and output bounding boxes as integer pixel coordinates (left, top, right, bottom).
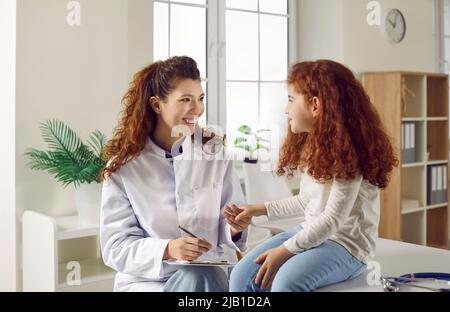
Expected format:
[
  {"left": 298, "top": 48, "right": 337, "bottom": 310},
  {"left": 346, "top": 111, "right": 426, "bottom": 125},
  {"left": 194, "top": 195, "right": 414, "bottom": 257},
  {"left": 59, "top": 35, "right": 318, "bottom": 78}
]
[
  {"left": 278, "top": 60, "right": 398, "bottom": 188},
  {"left": 101, "top": 56, "right": 217, "bottom": 181}
]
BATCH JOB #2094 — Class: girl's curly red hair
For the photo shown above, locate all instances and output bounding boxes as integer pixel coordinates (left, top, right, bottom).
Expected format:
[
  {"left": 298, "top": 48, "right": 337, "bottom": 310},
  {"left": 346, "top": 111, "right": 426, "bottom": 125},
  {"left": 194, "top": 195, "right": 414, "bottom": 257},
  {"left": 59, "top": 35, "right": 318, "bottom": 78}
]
[{"left": 278, "top": 60, "right": 398, "bottom": 188}]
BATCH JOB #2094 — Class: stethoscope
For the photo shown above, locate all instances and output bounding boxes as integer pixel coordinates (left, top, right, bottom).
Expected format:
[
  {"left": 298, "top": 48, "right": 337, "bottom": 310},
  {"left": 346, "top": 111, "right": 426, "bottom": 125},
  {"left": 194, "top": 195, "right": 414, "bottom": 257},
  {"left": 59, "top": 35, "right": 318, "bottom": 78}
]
[{"left": 381, "top": 273, "right": 450, "bottom": 292}]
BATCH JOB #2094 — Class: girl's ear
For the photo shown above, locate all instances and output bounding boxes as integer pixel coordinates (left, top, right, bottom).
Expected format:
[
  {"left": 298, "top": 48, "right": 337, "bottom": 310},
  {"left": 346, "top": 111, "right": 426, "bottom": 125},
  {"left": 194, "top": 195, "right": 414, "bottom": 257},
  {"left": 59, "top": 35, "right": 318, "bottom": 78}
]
[
  {"left": 150, "top": 96, "right": 162, "bottom": 114},
  {"left": 311, "top": 97, "right": 321, "bottom": 118}
]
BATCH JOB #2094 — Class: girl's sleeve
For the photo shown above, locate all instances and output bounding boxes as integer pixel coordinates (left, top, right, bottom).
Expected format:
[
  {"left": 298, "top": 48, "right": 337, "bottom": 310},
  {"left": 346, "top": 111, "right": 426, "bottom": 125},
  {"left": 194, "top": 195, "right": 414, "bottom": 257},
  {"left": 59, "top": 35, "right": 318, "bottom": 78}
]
[
  {"left": 283, "top": 174, "right": 363, "bottom": 254},
  {"left": 265, "top": 195, "right": 307, "bottom": 220},
  {"left": 218, "top": 158, "right": 248, "bottom": 253},
  {"left": 100, "top": 170, "right": 170, "bottom": 279}
]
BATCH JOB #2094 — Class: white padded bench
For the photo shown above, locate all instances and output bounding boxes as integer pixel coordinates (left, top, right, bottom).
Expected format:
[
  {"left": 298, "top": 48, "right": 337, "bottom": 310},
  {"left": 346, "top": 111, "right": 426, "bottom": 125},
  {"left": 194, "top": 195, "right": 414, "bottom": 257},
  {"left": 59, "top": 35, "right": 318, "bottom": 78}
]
[{"left": 318, "top": 238, "right": 450, "bottom": 292}]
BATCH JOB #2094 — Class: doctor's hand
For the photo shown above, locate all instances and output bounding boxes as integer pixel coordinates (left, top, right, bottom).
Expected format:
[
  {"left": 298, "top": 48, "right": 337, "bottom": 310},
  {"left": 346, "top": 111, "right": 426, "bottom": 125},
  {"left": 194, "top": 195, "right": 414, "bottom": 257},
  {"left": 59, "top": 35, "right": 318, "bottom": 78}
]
[
  {"left": 254, "top": 246, "right": 295, "bottom": 289},
  {"left": 224, "top": 205, "right": 252, "bottom": 234},
  {"left": 164, "top": 237, "right": 212, "bottom": 261}
]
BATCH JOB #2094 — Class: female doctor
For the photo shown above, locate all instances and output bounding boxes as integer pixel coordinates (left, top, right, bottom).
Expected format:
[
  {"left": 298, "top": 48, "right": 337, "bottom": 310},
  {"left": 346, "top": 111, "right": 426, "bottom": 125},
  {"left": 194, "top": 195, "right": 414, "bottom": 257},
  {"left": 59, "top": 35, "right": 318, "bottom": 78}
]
[{"left": 100, "top": 56, "right": 249, "bottom": 292}]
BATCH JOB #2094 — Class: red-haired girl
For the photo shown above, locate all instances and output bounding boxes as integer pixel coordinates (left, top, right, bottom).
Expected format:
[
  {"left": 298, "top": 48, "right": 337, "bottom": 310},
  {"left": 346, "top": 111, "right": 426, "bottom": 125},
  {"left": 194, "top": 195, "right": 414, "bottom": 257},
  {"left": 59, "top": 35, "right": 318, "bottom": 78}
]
[{"left": 227, "top": 59, "right": 398, "bottom": 292}]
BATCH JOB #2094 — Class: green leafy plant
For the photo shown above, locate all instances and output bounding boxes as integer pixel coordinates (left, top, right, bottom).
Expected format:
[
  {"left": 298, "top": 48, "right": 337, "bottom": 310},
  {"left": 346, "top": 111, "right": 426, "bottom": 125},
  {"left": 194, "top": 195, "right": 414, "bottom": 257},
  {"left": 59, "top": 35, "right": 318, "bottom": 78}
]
[
  {"left": 25, "top": 119, "right": 108, "bottom": 188},
  {"left": 233, "top": 125, "right": 271, "bottom": 160}
]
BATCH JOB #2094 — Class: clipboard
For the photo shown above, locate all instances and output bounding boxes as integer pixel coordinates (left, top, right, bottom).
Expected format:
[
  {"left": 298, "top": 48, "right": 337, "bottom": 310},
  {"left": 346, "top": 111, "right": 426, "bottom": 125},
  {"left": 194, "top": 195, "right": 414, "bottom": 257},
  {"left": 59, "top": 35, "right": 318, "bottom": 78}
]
[{"left": 164, "top": 259, "right": 236, "bottom": 267}]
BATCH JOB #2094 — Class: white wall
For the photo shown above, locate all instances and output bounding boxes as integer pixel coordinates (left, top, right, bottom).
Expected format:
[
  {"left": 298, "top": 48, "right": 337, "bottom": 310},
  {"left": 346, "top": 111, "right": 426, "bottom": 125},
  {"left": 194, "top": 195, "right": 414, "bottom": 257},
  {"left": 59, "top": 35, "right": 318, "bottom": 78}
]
[
  {"left": 298, "top": 0, "right": 345, "bottom": 62},
  {"left": 128, "top": 0, "right": 153, "bottom": 79},
  {"left": 0, "top": 0, "right": 18, "bottom": 292},
  {"left": 15, "top": 0, "right": 137, "bottom": 290},
  {"left": 16, "top": 0, "right": 129, "bottom": 218},
  {"left": 298, "top": 0, "right": 436, "bottom": 73},
  {"left": 342, "top": 0, "right": 435, "bottom": 73}
]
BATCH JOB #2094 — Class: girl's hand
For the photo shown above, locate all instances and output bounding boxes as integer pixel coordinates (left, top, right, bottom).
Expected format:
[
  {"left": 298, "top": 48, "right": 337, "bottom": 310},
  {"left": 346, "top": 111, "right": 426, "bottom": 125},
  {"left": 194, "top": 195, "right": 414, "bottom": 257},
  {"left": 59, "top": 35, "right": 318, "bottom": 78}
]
[
  {"left": 254, "top": 246, "right": 295, "bottom": 289},
  {"left": 224, "top": 204, "right": 252, "bottom": 234},
  {"left": 229, "top": 203, "right": 268, "bottom": 223},
  {"left": 164, "top": 237, "right": 212, "bottom": 261}
]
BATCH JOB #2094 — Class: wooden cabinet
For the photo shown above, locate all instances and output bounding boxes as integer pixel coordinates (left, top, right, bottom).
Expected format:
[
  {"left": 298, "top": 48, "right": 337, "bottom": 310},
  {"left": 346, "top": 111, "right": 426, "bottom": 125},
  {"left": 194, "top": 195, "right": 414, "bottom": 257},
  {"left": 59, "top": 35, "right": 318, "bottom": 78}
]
[{"left": 363, "top": 72, "right": 449, "bottom": 249}]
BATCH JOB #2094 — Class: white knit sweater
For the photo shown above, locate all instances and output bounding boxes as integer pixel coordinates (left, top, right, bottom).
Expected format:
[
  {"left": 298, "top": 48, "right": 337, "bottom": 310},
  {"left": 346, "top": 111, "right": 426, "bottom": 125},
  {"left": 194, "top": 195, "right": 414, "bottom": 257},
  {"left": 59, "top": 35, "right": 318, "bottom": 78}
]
[{"left": 265, "top": 171, "right": 380, "bottom": 264}]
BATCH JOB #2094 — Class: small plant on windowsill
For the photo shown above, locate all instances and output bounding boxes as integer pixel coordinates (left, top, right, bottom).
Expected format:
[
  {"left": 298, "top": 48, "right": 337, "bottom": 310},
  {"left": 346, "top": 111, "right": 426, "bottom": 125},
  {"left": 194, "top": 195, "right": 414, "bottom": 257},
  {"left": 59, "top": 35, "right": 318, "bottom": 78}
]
[{"left": 233, "top": 125, "right": 271, "bottom": 164}]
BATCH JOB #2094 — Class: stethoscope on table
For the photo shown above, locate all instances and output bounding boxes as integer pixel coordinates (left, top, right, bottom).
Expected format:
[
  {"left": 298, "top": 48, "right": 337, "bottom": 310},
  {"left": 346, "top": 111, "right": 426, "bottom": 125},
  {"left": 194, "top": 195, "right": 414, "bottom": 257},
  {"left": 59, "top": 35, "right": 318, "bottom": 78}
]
[{"left": 381, "top": 273, "right": 450, "bottom": 292}]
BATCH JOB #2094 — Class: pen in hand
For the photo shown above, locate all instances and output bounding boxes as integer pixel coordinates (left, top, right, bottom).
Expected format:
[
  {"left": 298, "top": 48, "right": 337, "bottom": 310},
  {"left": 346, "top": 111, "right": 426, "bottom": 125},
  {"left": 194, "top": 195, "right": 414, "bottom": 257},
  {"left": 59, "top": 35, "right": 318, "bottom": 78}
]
[
  {"left": 178, "top": 225, "right": 198, "bottom": 238},
  {"left": 178, "top": 225, "right": 213, "bottom": 253}
]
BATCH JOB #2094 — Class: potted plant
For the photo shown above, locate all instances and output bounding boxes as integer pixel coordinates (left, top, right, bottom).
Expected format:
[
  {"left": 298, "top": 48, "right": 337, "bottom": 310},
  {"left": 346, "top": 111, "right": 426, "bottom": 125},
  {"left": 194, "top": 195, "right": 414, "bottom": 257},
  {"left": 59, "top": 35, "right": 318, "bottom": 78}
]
[
  {"left": 25, "top": 119, "right": 108, "bottom": 224},
  {"left": 233, "top": 125, "right": 271, "bottom": 163}
]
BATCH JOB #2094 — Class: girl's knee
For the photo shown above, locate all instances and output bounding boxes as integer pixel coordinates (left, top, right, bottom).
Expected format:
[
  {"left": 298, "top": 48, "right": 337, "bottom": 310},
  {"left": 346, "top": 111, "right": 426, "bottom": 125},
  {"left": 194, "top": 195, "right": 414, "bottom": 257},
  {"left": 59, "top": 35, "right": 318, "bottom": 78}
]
[
  {"left": 271, "top": 267, "right": 315, "bottom": 292},
  {"left": 229, "top": 260, "right": 248, "bottom": 284},
  {"left": 271, "top": 279, "right": 312, "bottom": 292}
]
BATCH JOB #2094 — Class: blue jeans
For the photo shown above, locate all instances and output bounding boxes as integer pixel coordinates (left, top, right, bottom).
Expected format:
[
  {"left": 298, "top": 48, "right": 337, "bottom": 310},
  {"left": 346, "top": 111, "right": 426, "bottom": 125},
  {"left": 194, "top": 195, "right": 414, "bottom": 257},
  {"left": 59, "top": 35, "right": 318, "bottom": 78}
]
[
  {"left": 229, "top": 226, "right": 367, "bottom": 292},
  {"left": 163, "top": 266, "right": 229, "bottom": 292}
]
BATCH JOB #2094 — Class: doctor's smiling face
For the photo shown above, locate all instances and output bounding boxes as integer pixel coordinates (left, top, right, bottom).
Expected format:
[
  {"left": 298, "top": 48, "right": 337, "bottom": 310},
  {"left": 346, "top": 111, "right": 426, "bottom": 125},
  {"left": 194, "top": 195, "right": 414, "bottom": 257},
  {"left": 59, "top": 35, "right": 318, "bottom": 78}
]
[
  {"left": 151, "top": 78, "right": 205, "bottom": 136},
  {"left": 102, "top": 56, "right": 204, "bottom": 180}
]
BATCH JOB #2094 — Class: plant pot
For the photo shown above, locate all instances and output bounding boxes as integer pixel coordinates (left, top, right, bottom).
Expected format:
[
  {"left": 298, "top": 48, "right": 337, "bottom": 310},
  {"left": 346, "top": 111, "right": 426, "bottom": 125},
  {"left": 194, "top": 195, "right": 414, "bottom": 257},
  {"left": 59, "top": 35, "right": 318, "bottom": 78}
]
[
  {"left": 74, "top": 183, "right": 102, "bottom": 225},
  {"left": 244, "top": 157, "right": 258, "bottom": 164}
]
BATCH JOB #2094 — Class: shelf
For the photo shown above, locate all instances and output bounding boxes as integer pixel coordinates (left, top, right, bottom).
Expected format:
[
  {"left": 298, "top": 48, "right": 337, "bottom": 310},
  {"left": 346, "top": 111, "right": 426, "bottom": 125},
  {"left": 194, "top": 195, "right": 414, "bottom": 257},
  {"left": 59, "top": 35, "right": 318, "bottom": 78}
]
[
  {"left": 426, "top": 206, "right": 449, "bottom": 249},
  {"left": 427, "top": 202, "right": 448, "bottom": 210},
  {"left": 401, "top": 166, "right": 426, "bottom": 208},
  {"left": 426, "top": 160, "right": 448, "bottom": 165},
  {"left": 363, "top": 71, "right": 449, "bottom": 249},
  {"left": 401, "top": 197, "right": 422, "bottom": 214},
  {"left": 57, "top": 258, "right": 115, "bottom": 289},
  {"left": 402, "top": 206, "right": 425, "bottom": 215},
  {"left": 23, "top": 211, "right": 114, "bottom": 291},
  {"left": 402, "top": 75, "right": 426, "bottom": 118},
  {"left": 427, "top": 117, "right": 448, "bottom": 121},
  {"left": 427, "top": 76, "right": 449, "bottom": 118},
  {"left": 402, "top": 162, "right": 425, "bottom": 168},
  {"left": 427, "top": 120, "right": 449, "bottom": 161},
  {"left": 56, "top": 216, "right": 100, "bottom": 241},
  {"left": 402, "top": 117, "right": 425, "bottom": 122},
  {"left": 402, "top": 210, "right": 426, "bottom": 245}
]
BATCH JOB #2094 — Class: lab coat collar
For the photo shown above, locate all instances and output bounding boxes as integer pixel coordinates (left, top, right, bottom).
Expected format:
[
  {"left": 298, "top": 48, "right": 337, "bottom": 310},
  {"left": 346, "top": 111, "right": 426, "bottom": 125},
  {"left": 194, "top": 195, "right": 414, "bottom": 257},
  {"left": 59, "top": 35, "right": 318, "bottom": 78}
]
[{"left": 147, "top": 136, "right": 186, "bottom": 159}]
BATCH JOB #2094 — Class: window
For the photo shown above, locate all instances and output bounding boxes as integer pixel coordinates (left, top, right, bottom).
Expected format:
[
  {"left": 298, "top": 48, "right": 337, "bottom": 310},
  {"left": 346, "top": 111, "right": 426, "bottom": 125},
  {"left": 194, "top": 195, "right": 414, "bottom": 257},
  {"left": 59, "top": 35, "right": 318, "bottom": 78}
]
[
  {"left": 153, "top": 0, "right": 297, "bottom": 145},
  {"left": 436, "top": 0, "right": 450, "bottom": 136},
  {"left": 153, "top": 0, "right": 208, "bottom": 126},
  {"left": 444, "top": 1, "right": 450, "bottom": 72},
  {"left": 225, "top": 0, "right": 292, "bottom": 145}
]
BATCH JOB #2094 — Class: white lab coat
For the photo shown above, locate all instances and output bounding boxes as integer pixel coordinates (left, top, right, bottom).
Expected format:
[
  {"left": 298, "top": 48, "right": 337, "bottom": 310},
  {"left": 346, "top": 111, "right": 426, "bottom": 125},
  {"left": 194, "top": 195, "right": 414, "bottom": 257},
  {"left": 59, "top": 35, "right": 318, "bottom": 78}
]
[{"left": 100, "top": 128, "right": 247, "bottom": 292}]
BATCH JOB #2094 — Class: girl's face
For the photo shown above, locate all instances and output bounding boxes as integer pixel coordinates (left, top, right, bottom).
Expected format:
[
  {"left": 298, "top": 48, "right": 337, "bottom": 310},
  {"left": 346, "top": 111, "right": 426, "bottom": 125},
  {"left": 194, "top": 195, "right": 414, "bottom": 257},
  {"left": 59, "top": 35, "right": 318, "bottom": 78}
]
[
  {"left": 286, "top": 84, "right": 320, "bottom": 134},
  {"left": 154, "top": 79, "right": 205, "bottom": 135}
]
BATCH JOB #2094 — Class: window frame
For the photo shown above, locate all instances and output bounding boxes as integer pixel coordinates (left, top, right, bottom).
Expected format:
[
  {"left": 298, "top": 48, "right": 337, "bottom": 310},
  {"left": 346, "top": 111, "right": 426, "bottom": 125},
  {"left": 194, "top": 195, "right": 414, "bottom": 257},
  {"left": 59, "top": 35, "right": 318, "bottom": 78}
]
[
  {"left": 152, "top": 0, "right": 298, "bottom": 131},
  {"left": 435, "top": 0, "right": 446, "bottom": 73}
]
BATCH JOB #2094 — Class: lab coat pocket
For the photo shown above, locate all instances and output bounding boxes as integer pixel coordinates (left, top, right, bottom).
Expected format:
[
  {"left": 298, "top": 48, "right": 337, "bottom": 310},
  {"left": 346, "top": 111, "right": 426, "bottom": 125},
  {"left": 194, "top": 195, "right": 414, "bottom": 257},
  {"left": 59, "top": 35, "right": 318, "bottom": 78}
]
[
  {"left": 192, "top": 182, "right": 222, "bottom": 224},
  {"left": 190, "top": 183, "right": 223, "bottom": 255}
]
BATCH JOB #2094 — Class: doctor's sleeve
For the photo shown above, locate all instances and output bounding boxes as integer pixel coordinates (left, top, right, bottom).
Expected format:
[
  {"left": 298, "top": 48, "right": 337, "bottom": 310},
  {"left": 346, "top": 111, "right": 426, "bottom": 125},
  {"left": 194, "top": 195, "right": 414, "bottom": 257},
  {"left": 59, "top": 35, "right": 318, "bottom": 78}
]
[
  {"left": 218, "top": 159, "right": 248, "bottom": 253},
  {"left": 100, "top": 171, "right": 170, "bottom": 279}
]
